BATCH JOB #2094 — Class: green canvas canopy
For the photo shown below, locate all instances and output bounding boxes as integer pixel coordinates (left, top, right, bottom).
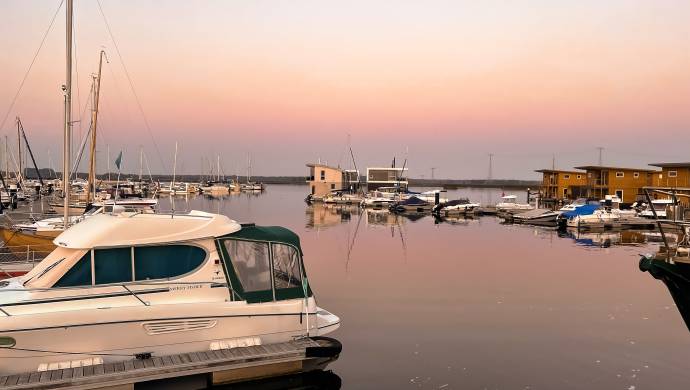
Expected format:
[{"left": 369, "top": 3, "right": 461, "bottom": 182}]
[{"left": 222, "top": 225, "right": 303, "bottom": 253}]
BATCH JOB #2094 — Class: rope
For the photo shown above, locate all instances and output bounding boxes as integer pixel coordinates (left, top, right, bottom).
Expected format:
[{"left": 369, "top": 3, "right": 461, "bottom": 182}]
[
  {"left": 95, "top": 0, "right": 167, "bottom": 174},
  {"left": 0, "top": 0, "right": 64, "bottom": 133}
]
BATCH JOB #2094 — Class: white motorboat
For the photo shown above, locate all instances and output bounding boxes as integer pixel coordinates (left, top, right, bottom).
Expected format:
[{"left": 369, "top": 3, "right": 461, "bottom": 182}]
[
  {"left": 432, "top": 198, "right": 480, "bottom": 216},
  {"left": 640, "top": 199, "right": 675, "bottom": 219},
  {"left": 322, "top": 192, "right": 362, "bottom": 205},
  {"left": 240, "top": 182, "right": 264, "bottom": 191},
  {"left": 495, "top": 195, "right": 534, "bottom": 213},
  {"left": 360, "top": 191, "right": 397, "bottom": 208},
  {"left": 413, "top": 190, "right": 448, "bottom": 204},
  {"left": 511, "top": 208, "right": 560, "bottom": 224},
  {"left": 0, "top": 210, "right": 340, "bottom": 375}
]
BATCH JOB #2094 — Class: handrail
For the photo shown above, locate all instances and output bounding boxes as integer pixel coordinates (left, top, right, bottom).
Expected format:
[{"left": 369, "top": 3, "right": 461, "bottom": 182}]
[{"left": 0, "top": 280, "right": 227, "bottom": 294}]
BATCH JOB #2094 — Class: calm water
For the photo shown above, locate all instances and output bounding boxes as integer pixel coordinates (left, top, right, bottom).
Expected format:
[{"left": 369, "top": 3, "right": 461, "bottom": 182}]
[{"left": 159, "top": 185, "right": 690, "bottom": 389}]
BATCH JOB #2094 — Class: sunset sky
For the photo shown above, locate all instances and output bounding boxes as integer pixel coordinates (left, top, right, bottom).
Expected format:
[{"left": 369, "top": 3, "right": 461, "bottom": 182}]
[{"left": 1, "top": 0, "right": 689, "bottom": 179}]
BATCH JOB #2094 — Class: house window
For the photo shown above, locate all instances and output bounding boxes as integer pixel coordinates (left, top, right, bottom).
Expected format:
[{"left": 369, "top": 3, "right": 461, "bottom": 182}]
[
  {"left": 616, "top": 172, "right": 624, "bottom": 178},
  {"left": 669, "top": 171, "right": 678, "bottom": 178},
  {"left": 576, "top": 175, "right": 582, "bottom": 179},
  {"left": 563, "top": 174, "right": 570, "bottom": 180},
  {"left": 330, "top": 183, "right": 336, "bottom": 190},
  {"left": 633, "top": 172, "right": 640, "bottom": 178},
  {"left": 615, "top": 190, "right": 623, "bottom": 199},
  {"left": 320, "top": 170, "right": 325, "bottom": 180}
]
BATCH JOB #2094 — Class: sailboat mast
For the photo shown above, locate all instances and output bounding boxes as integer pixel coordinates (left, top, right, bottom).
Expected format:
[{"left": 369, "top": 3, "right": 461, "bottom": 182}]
[
  {"left": 139, "top": 145, "right": 143, "bottom": 181},
  {"left": 107, "top": 144, "right": 110, "bottom": 181},
  {"left": 4, "top": 136, "right": 8, "bottom": 180},
  {"left": 172, "top": 142, "right": 178, "bottom": 189},
  {"left": 217, "top": 155, "right": 220, "bottom": 182},
  {"left": 62, "top": 0, "right": 73, "bottom": 226},
  {"left": 86, "top": 50, "right": 105, "bottom": 203},
  {"left": 16, "top": 117, "right": 22, "bottom": 182}
]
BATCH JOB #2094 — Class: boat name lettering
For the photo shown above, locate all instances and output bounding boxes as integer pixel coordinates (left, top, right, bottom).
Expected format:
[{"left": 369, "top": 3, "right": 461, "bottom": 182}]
[{"left": 168, "top": 284, "right": 203, "bottom": 291}]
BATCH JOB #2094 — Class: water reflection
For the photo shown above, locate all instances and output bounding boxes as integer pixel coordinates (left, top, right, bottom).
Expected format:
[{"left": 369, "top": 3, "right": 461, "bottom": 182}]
[
  {"left": 305, "top": 203, "right": 362, "bottom": 229},
  {"left": 153, "top": 186, "right": 690, "bottom": 389},
  {"left": 213, "top": 370, "right": 341, "bottom": 389}
]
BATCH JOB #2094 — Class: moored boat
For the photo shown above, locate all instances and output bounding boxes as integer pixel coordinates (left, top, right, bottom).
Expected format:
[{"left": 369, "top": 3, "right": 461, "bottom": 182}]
[{"left": 0, "top": 209, "right": 340, "bottom": 375}]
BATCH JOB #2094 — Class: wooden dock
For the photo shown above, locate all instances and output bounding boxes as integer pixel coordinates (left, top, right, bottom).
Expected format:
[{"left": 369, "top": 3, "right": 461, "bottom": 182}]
[{"left": 0, "top": 337, "right": 340, "bottom": 390}]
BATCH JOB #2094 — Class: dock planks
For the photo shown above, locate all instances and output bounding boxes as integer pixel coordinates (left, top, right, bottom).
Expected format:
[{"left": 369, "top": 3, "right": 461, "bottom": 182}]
[{"left": 0, "top": 338, "right": 321, "bottom": 390}]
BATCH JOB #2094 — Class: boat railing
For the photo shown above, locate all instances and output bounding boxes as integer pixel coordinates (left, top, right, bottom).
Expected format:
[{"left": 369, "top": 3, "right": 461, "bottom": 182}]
[
  {"left": 0, "top": 281, "right": 231, "bottom": 315},
  {"left": 0, "top": 244, "right": 54, "bottom": 264}
]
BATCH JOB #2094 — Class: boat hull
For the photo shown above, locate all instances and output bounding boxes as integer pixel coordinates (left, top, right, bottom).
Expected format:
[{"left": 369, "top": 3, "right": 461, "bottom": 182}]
[
  {"left": 0, "top": 298, "right": 339, "bottom": 375},
  {"left": 0, "top": 228, "right": 57, "bottom": 251}
]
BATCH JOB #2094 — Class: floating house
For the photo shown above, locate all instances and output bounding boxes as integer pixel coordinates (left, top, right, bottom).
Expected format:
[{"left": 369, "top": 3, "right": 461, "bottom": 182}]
[
  {"left": 366, "top": 167, "right": 408, "bottom": 191},
  {"left": 535, "top": 169, "right": 588, "bottom": 201},
  {"left": 649, "top": 162, "right": 690, "bottom": 188},
  {"left": 306, "top": 163, "right": 360, "bottom": 198},
  {"left": 574, "top": 165, "right": 658, "bottom": 204}
]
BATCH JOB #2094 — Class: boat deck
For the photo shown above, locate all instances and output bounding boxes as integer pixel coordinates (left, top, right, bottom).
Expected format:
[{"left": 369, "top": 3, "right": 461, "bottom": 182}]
[{"left": 0, "top": 338, "right": 336, "bottom": 390}]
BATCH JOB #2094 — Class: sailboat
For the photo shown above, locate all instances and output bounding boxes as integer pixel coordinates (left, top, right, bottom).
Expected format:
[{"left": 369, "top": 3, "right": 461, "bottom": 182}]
[{"left": 240, "top": 154, "right": 264, "bottom": 191}]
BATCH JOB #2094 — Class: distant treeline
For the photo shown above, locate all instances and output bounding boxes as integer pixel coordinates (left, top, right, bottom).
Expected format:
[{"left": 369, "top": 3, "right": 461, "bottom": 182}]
[{"left": 19, "top": 169, "right": 538, "bottom": 188}]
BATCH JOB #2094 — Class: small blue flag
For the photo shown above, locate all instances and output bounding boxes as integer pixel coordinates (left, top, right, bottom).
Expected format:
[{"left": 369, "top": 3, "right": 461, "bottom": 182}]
[{"left": 115, "top": 151, "right": 123, "bottom": 170}]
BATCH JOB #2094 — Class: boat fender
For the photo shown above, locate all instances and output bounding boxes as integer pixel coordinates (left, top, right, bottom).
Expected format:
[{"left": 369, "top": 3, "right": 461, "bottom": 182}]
[
  {"left": 135, "top": 352, "right": 152, "bottom": 360},
  {"left": 305, "top": 337, "right": 342, "bottom": 358},
  {"left": 639, "top": 255, "right": 665, "bottom": 279}
]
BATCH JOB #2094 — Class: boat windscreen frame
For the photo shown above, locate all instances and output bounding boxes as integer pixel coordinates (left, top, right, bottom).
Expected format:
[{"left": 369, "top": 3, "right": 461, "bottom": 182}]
[{"left": 215, "top": 237, "right": 312, "bottom": 304}]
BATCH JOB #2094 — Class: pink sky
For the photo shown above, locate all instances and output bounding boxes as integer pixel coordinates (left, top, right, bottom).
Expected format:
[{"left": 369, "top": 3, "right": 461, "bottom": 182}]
[{"left": 1, "top": 0, "right": 689, "bottom": 178}]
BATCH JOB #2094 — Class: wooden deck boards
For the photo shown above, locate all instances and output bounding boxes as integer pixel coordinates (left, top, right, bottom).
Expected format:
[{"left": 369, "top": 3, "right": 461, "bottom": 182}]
[{"left": 0, "top": 338, "right": 321, "bottom": 390}]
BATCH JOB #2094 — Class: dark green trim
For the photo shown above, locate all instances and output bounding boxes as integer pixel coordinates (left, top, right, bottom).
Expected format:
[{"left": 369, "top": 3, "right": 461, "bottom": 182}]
[{"left": 217, "top": 225, "right": 313, "bottom": 303}]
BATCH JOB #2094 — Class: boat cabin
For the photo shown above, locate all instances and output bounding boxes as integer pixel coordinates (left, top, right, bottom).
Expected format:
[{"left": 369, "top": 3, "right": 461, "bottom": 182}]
[{"left": 16, "top": 211, "right": 311, "bottom": 307}]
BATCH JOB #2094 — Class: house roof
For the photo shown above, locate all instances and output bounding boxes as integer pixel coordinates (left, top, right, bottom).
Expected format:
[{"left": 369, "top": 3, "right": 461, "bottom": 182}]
[
  {"left": 649, "top": 162, "right": 690, "bottom": 168},
  {"left": 574, "top": 165, "right": 658, "bottom": 172},
  {"left": 306, "top": 163, "right": 342, "bottom": 171},
  {"left": 534, "top": 169, "right": 585, "bottom": 174},
  {"left": 54, "top": 210, "right": 241, "bottom": 249}
]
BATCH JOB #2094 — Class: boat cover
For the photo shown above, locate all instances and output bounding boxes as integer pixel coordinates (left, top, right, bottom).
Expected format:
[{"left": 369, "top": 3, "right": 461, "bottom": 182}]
[
  {"left": 222, "top": 225, "right": 302, "bottom": 253},
  {"left": 561, "top": 204, "right": 599, "bottom": 219},
  {"left": 400, "top": 196, "right": 429, "bottom": 206},
  {"left": 443, "top": 199, "right": 470, "bottom": 207}
]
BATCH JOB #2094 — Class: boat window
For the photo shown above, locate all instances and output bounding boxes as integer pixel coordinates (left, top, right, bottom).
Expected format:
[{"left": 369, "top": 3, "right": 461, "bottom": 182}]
[
  {"left": 94, "top": 248, "right": 133, "bottom": 285},
  {"left": 271, "top": 243, "right": 302, "bottom": 289},
  {"left": 223, "top": 240, "right": 271, "bottom": 292},
  {"left": 134, "top": 245, "right": 206, "bottom": 280},
  {"left": 53, "top": 252, "right": 92, "bottom": 287}
]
